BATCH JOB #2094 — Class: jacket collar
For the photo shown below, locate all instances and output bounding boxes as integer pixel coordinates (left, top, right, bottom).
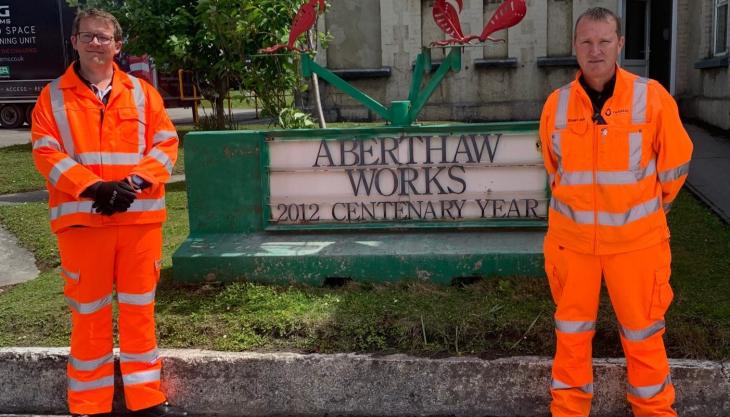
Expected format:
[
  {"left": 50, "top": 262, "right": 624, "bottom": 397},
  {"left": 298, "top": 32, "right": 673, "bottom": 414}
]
[
  {"left": 573, "top": 65, "right": 639, "bottom": 106},
  {"left": 59, "top": 61, "right": 134, "bottom": 91},
  {"left": 573, "top": 65, "right": 637, "bottom": 92},
  {"left": 58, "top": 62, "right": 136, "bottom": 106}
]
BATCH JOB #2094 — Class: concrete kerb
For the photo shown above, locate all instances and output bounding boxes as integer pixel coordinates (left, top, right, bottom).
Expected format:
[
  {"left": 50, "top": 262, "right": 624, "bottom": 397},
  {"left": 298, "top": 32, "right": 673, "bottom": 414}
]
[{"left": 0, "top": 348, "right": 728, "bottom": 417}]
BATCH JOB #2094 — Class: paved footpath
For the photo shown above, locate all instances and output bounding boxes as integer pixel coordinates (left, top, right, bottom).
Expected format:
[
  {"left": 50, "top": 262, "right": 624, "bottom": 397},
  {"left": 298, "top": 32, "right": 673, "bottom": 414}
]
[{"left": 684, "top": 123, "right": 730, "bottom": 223}]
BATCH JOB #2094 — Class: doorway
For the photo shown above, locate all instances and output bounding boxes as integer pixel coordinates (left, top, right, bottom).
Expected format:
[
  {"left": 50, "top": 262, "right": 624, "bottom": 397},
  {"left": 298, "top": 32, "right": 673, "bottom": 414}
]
[{"left": 620, "top": 0, "right": 674, "bottom": 91}]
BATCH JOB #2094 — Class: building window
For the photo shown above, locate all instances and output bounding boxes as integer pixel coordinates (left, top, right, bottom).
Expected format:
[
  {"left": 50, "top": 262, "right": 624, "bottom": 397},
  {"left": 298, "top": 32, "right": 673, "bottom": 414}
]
[
  {"left": 546, "top": 0, "right": 572, "bottom": 57},
  {"left": 483, "top": 0, "right": 508, "bottom": 58},
  {"left": 325, "top": 0, "right": 382, "bottom": 69},
  {"left": 715, "top": 0, "right": 728, "bottom": 55}
]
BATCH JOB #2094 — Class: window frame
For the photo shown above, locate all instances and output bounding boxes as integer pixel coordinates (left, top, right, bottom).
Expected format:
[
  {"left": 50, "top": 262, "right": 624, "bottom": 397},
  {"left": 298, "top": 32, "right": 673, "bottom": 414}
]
[{"left": 713, "top": 0, "right": 729, "bottom": 56}]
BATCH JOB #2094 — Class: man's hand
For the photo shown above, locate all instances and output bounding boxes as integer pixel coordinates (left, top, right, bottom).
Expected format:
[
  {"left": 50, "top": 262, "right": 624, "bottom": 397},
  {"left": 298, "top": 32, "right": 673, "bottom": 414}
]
[{"left": 82, "top": 181, "right": 137, "bottom": 216}]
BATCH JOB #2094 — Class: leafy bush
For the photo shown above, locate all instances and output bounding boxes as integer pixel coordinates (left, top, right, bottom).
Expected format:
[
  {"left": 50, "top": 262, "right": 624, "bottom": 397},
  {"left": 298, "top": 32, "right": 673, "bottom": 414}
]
[{"left": 277, "top": 108, "right": 315, "bottom": 129}]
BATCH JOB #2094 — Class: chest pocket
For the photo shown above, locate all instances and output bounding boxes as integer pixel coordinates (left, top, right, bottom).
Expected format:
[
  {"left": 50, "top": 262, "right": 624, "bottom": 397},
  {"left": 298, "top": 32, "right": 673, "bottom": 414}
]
[
  {"left": 115, "top": 107, "right": 147, "bottom": 149},
  {"left": 556, "top": 119, "right": 592, "bottom": 172},
  {"left": 597, "top": 122, "right": 655, "bottom": 179}
]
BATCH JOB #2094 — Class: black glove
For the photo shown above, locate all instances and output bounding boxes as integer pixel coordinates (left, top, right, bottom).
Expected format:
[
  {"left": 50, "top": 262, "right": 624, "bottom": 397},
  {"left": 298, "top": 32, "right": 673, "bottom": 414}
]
[{"left": 82, "top": 181, "right": 137, "bottom": 216}]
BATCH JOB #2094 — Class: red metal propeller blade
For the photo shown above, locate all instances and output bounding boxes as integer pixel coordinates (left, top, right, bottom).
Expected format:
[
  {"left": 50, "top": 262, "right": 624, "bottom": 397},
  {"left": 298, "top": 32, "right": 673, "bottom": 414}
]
[
  {"left": 433, "top": 0, "right": 466, "bottom": 39},
  {"left": 287, "top": 0, "right": 318, "bottom": 48},
  {"left": 479, "top": 0, "right": 527, "bottom": 41}
]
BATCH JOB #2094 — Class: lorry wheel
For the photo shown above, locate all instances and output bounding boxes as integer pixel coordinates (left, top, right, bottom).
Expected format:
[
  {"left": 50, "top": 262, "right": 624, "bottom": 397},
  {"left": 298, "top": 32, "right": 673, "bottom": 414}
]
[
  {"left": 25, "top": 104, "right": 35, "bottom": 127},
  {"left": 0, "top": 104, "right": 24, "bottom": 128}
]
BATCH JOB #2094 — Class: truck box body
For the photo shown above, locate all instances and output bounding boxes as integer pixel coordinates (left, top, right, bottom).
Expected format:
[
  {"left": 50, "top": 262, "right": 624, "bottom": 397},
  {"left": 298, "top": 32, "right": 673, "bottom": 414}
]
[
  {"left": 0, "top": 0, "right": 73, "bottom": 127},
  {"left": 0, "top": 1, "right": 194, "bottom": 128}
]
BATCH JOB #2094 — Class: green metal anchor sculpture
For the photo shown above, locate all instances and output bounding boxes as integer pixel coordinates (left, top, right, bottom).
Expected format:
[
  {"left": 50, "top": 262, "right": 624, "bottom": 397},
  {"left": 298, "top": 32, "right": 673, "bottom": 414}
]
[{"left": 261, "top": 0, "right": 527, "bottom": 127}]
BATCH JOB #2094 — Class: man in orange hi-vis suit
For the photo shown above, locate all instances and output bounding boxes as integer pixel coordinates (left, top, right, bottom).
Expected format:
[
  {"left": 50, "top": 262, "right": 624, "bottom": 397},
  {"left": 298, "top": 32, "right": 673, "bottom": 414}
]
[
  {"left": 539, "top": 7, "right": 692, "bottom": 417},
  {"left": 31, "top": 8, "right": 188, "bottom": 417}
]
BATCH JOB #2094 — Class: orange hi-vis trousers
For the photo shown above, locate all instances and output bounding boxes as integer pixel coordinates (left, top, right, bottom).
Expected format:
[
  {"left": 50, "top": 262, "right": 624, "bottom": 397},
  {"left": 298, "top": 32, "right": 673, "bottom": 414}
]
[
  {"left": 57, "top": 224, "right": 166, "bottom": 415},
  {"left": 544, "top": 238, "right": 677, "bottom": 417}
]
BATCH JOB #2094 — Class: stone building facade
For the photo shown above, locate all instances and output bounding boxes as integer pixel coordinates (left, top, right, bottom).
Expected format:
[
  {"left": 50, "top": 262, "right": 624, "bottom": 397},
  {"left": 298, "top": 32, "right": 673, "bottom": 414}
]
[{"left": 311, "top": 0, "right": 729, "bottom": 129}]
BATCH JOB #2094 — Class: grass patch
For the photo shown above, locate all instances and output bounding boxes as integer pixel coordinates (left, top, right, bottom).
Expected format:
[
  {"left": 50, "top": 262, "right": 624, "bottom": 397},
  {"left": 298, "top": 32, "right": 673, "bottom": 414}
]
[
  {"left": 0, "top": 187, "right": 728, "bottom": 359},
  {"left": 0, "top": 144, "right": 45, "bottom": 194},
  {"left": 0, "top": 201, "right": 57, "bottom": 270}
]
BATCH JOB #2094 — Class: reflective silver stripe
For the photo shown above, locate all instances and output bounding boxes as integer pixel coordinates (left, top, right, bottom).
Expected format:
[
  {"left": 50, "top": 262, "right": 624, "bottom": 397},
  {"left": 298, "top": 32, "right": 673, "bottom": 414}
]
[
  {"left": 559, "top": 171, "right": 593, "bottom": 185},
  {"left": 555, "top": 319, "right": 595, "bottom": 333},
  {"left": 658, "top": 162, "right": 690, "bottom": 183},
  {"left": 597, "top": 170, "right": 637, "bottom": 184},
  {"left": 128, "top": 75, "right": 147, "bottom": 156},
  {"left": 69, "top": 352, "right": 114, "bottom": 371},
  {"left": 65, "top": 294, "right": 112, "bottom": 315},
  {"left": 76, "top": 152, "right": 140, "bottom": 165},
  {"left": 663, "top": 203, "right": 672, "bottom": 213},
  {"left": 632, "top": 77, "right": 649, "bottom": 124},
  {"left": 49, "top": 78, "right": 75, "bottom": 157},
  {"left": 49, "top": 198, "right": 164, "bottom": 221},
  {"left": 551, "top": 378, "right": 594, "bottom": 394},
  {"left": 597, "top": 197, "right": 660, "bottom": 226},
  {"left": 49, "top": 200, "right": 94, "bottom": 221},
  {"left": 122, "top": 369, "right": 160, "bottom": 386},
  {"left": 68, "top": 375, "right": 114, "bottom": 392},
  {"left": 555, "top": 85, "right": 571, "bottom": 129},
  {"left": 620, "top": 320, "right": 665, "bottom": 341},
  {"left": 48, "top": 157, "right": 78, "bottom": 186},
  {"left": 148, "top": 148, "right": 173, "bottom": 175},
  {"left": 550, "top": 198, "right": 594, "bottom": 224},
  {"left": 128, "top": 198, "right": 166, "bottom": 212},
  {"left": 62, "top": 267, "right": 79, "bottom": 281},
  {"left": 153, "top": 130, "right": 177, "bottom": 145},
  {"left": 633, "top": 159, "right": 657, "bottom": 181},
  {"left": 551, "top": 132, "right": 563, "bottom": 171},
  {"left": 559, "top": 160, "right": 657, "bottom": 186},
  {"left": 118, "top": 289, "right": 156, "bottom": 306},
  {"left": 628, "top": 375, "right": 672, "bottom": 399},
  {"left": 629, "top": 131, "right": 643, "bottom": 170},
  {"left": 33, "top": 136, "right": 62, "bottom": 151},
  {"left": 120, "top": 348, "right": 159, "bottom": 364}
]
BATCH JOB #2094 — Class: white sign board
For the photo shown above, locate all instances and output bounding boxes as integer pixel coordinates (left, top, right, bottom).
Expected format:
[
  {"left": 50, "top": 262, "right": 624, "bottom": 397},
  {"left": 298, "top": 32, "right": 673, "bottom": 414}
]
[{"left": 267, "top": 132, "right": 548, "bottom": 225}]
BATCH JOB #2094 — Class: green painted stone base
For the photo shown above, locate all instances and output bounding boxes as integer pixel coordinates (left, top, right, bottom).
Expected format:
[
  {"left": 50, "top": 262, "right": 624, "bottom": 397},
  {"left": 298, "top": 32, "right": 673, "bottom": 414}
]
[{"left": 172, "top": 230, "right": 546, "bottom": 285}]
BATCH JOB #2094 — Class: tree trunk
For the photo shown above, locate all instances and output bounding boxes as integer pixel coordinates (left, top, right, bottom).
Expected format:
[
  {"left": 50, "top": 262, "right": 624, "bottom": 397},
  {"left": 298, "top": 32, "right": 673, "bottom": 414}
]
[
  {"left": 214, "top": 76, "right": 228, "bottom": 130},
  {"left": 307, "top": 29, "right": 326, "bottom": 129},
  {"left": 214, "top": 95, "right": 225, "bottom": 130}
]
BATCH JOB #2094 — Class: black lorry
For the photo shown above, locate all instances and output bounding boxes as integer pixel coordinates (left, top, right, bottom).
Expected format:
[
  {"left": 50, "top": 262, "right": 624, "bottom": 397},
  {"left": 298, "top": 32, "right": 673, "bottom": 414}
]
[
  {"left": 0, "top": 0, "right": 75, "bottom": 128},
  {"left": 0, "top": 0, "right": 192, "bottom": 129}
]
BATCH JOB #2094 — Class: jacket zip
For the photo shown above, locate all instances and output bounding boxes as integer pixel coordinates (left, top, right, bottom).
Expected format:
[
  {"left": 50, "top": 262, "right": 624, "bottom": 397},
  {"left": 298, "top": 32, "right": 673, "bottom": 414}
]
[
  {"left": 592, "top": 123, "right": 598, "bottom": 254},
  {"left": 588, "top": 91, "right": 612, "bottom": 255},
  {"left": 591, "top": 93, "right": 602, "bottom": 255}
]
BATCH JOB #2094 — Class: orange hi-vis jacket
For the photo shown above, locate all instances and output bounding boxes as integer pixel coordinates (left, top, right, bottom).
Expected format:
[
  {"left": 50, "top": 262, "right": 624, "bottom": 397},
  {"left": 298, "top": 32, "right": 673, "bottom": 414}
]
[
  {"left": 539, "top": 67, "right": 693, "bottom": 255},
  {"left": 31, "top": 63, "right": 178, "bottom": 233}
]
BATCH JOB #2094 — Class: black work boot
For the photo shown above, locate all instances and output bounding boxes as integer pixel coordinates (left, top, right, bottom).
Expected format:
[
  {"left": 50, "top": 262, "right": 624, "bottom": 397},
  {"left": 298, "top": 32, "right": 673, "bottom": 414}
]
[{"left": 132, "top": 402, "right": 188, "bottom": 417}]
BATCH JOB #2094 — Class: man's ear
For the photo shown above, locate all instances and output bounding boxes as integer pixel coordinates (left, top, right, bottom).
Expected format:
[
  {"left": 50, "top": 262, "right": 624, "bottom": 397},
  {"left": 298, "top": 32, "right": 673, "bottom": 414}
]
[{"left": 617, "top": 35, "right": 625, "bottom": 51}]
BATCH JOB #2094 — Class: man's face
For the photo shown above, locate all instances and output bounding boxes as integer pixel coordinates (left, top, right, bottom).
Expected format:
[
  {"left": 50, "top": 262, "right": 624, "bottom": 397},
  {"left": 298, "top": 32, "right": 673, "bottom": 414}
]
[
  {"left": 71, "top": 17, "right": 121, "bottom": 70},
  {"left": 573, "top": 17, "right": 624, "bottom": 83}
]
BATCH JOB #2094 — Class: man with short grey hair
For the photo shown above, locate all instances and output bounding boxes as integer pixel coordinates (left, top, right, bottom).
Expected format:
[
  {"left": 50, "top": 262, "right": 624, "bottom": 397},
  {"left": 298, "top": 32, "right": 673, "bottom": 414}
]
[{"left": 538, "top": 6, "right": 692, "bottom": 417}]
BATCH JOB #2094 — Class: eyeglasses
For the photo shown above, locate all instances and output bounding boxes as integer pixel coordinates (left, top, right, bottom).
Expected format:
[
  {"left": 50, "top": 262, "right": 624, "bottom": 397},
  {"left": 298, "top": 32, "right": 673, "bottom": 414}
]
[{"left": 75, "top": 32, "right": 115, "bottom": 45}]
